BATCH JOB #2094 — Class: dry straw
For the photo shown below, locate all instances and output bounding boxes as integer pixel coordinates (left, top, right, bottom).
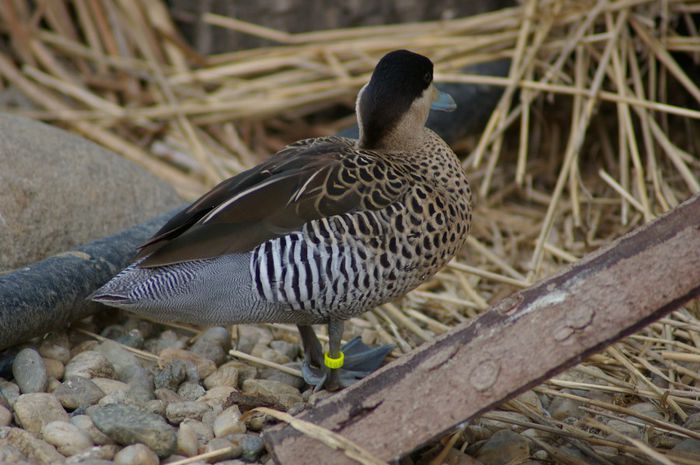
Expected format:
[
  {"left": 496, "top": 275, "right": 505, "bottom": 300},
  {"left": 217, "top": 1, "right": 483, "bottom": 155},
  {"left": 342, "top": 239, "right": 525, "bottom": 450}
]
[{"left": 1, "top": 0, "right": 699, "bottom": 463}]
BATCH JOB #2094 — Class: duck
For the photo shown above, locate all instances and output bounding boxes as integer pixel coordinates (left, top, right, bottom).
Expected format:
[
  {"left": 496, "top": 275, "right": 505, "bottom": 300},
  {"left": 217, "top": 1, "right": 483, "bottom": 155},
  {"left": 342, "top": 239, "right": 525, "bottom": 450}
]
[{"left": 92, "top": 49, "right": 472, "bottom": 391}]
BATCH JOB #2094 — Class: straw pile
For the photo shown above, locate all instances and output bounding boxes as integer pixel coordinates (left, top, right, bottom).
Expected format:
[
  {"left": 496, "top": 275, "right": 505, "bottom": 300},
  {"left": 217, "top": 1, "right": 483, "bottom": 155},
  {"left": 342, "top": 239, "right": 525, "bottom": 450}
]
[{"left": 1, "top": 0, "right": 700, "bottom": 463}]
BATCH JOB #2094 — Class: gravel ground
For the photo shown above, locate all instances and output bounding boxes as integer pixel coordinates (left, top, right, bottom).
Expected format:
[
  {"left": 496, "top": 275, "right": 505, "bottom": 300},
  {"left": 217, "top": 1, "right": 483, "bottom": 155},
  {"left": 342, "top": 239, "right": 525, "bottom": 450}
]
[{"left": 2, "top": 311, "right": 700, "bottom": 465}]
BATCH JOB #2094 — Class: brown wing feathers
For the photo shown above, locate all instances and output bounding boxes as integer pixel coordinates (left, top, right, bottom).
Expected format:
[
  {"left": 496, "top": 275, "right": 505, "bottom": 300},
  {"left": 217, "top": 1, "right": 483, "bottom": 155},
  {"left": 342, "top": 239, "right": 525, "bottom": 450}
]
[{"left": 137, "top": 138, "right": 399, "bottom": 268}]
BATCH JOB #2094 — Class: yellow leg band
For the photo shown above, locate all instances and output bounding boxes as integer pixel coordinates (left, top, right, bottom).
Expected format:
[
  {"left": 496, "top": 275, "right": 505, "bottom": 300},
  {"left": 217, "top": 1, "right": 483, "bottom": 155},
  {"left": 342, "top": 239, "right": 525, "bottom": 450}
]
[{"left": 324, "top": 351, "right": 344, "bottom": 369}]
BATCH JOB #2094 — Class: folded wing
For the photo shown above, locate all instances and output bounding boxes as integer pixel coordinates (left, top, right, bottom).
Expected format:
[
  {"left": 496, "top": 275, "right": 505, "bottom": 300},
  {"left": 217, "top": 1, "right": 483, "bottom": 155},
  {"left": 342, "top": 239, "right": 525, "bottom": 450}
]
[{"left": 137, "top": 137, "right": 403, "bottom": 267}]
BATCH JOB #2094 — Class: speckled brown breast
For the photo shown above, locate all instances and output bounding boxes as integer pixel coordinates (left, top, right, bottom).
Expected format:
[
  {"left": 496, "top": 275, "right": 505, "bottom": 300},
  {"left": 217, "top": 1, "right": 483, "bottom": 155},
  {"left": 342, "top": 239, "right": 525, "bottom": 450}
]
[{"left": 249, "top": 130, "right": 472, "bottom": 320}]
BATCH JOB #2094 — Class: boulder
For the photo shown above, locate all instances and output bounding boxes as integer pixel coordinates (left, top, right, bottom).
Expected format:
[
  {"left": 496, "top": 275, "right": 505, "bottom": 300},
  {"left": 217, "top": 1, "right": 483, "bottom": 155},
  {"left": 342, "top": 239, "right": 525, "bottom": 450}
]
[{"left": 0, "top": 113, "right": 181, "bottom": 272}]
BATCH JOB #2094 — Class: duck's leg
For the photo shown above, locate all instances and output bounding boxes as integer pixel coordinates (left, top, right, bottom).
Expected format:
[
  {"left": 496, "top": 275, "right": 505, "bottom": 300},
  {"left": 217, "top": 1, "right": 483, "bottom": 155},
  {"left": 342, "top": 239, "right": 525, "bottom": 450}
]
[
  {"left": 326, "top": 318, "right": 395, "bottom": 390},
  {"left": 298, "top": 320, "right": 395, "bottom": 391},
  {"left": 323, "top": 319, "right": 345, "bottom": 391},
  {"left": 297, "top": 324, "right": 325, "bottom": 386}
]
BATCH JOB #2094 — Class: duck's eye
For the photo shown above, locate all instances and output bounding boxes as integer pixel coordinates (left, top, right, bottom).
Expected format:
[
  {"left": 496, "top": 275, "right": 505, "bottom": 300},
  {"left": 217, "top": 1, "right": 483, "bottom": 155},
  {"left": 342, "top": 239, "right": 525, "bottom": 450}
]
[{"left": 424, "top": 72, "right": 432, "bottom": 84}]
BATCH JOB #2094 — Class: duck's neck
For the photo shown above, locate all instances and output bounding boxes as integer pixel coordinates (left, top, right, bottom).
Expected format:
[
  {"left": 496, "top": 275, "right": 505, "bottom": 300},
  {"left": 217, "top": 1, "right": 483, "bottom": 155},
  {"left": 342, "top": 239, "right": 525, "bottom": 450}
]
[
  {"left": 355, "top": 84, "right": 430, "bottom": 152},
  {"left": 357, "top": 113, "right": 428, "bottom": 152}
]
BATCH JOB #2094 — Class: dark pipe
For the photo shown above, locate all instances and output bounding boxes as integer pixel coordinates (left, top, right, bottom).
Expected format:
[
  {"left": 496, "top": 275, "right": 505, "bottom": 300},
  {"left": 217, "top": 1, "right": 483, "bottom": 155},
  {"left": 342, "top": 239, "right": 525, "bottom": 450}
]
[{"left": 0, "top": 208, "right": 182, "bottom": 353}]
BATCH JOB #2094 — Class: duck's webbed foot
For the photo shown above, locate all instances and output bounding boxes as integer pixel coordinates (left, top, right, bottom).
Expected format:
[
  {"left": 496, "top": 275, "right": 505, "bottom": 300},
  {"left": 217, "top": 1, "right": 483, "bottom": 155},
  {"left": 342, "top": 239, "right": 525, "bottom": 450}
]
[{"left": 297, "top": 322, "right": 393, "bottom": 392}]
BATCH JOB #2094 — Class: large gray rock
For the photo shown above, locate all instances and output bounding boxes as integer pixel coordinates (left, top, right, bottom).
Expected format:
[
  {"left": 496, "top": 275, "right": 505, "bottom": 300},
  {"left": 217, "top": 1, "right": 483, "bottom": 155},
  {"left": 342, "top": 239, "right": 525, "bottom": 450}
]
[
  {"left": 0, "top": 113, "right": 181, "bottom": 272},
  {"left": 89, "top": 404, "right": 176, "bottom": 457}
]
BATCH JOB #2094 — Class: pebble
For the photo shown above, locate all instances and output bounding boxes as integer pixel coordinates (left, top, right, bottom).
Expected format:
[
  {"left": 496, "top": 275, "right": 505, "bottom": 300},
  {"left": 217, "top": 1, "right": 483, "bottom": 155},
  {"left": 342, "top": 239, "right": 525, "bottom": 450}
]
[
  {"left": 177, "top": 420, "right": 200, "bottom": 457},
  {"left": 114, "top": 443, "right": 159, "bottom": 465},
  {"left": 556, "top": 366, "right": 606, "bottom": 385},
  {"left": 628, "top": 401, "right": 663, "bottom": 419},
  {"left": 160, "top": 348, "right": 216, "bottom": 379},
  {"left": 43, "top": 358, "right": 65, "bottom": 380},
  {"left": 144, "top": 399, "right": 167, "bottom": 417},
  {"left": 12, "top": 348, "right": 48, "bottom": 393},
  {"left": 155, "top": 388, "right": 183, "bottom": 403},
  {"left": 41, "top": 420, "right": 93, "bottom": 456},
  {"left": 144, "top": 330, "right": 186, "bottom": 354},
  {"left": 440, "top": 448, "right": 481, "bottom": 465},
  {"left": 65, "top": 351, "right": 116, "bottom": 379},
  {"left": 115, "top": 329, "right": 145, "bottom": 349},
  {"left": 260, "top": 365, "right": 305, "bottom": 390},
  {"left": 70, "top": 340, "right": 99, "bottom": 358},
  {"left": 685, "top": 413, "right": 700, "bottom": 431},
  {"left": 244, "top": 411, "right": 272, "bottom": 432},
  {"left": 0, "top": 443, "right": 27, "bottom": 463},
  {"left": 0, "top": 426, "right": 65, "bottom": 465},
  {"left": 71, "top": 415, "right": 114, "bottom": 445},
  {"left": 606, "top": 418, "right": 641, "bottom": 439},
  {"left": 521, "top": 427, "right": 554, "bottom": 441},
  {"left": 476, "top": 430, "right": 530, "bottom": 465},
  {"left": 92, "top": 378, "right": 129, "bottom": 396},
  {"left": 242, "top": 379, "right": 303, "bottom": 410},
  {"left": 258, "top": 347, "right": 290, "bottom": 365},
  {"left": 67, "top": 460, "right": 114, "bottom": 465},
  {"left": 462, "top": 425, "right": 493, "bottom": 444},
  {"left": 154, "top": 360, "right": 188, "bottom": 391},
  {"left": 547, "top": 395, "right": 584, "bottom": 420},
  {"left": 198, "top": 386, "right": 235, "bottom": 408},
  {"left": 478, "top": 412, "right": 530, "bottom": 433},
  {"left": 124, "top": 317, "right": 156, "bottom": 339},
  {"left": 13, "top": 393, "right": 69, "bottom": 433},
  {"left": 220, "top": 361, "right": 257, "bottom": 384},
  {"left": 672, "top": 439, "right": 700, "bottom": 459},
  {"left": 213, "top": 405, "right": 246, "bottom": 437},
  {"left": 191, "top": 327, "right": 231, "bottom": 366},
  {"left": 0, "top": 397, "right": 10, "bottom": 416},
  {"left": 47, "top": 378, "right": 62, "bottom": 394},
  {"left": 38, "top": 332, "right": 71, "bottom": 364},
  {"left": 98, "top": 389, "right": 130, "bottom": 407},
  {"left": 514, "top": 390, "right": 543, "bottom": 413},
  {"left": 182, "top": 419, "right": 214, "bottom": 444},
  {"left": 206, "top": 437, "right": 243, "bottom": 461},
  {"left": 54, "top": 376, "right": 106, "bottom": 409},
  {"left": 97, "top": 342, "right": 154, "bottom": 403},
  {"left": 238, "top": 433, "right": 264, "bottom": 461},
  {"left": 65, "top": 445, "right": 119, "bottom": 464},
  {"left": 126, "top": 379, "right": 156, "bottom": 404},
  {"left": 96, "top": 340, "right": 145, "bottom": 383},
  {"left": 235, "top": 325, "right": 273, "bottom": 354},
  {"left": 89, "top": 403, "right": 176, "bottom": 457},
  {"left": 557, "top": 445, "right": 592, "bottom": 462},
  {"left": 0, "top": 380, "right": 20, "bottom": 407},
  {"left": 0, "top": 405, "right": 12, "bottom": 427},
  {"left": 178, "top": 382, "right": 206, "bottom": 401},
  {"left": 270, "top": 340, "right": 300, "bottom": 360},
  {"left": 204, "top": 365, "right": 239, "bottom": 389},
  {"left": 165, "top": 401, "right": 211, "bottom": 424}
]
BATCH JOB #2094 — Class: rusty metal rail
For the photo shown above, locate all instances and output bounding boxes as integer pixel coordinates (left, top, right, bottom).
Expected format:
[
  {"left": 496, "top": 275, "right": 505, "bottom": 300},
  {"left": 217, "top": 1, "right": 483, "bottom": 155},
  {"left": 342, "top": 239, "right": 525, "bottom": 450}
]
[{"left": 266, "top": 193, "right": 700, "bottom": 465}]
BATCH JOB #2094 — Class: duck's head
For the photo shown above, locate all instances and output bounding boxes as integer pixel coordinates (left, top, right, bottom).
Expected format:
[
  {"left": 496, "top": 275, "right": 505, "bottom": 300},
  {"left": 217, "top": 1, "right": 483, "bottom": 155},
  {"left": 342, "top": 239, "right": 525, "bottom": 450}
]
[{"left": 356, "top": 50, "right": 456, "bottom": 151}]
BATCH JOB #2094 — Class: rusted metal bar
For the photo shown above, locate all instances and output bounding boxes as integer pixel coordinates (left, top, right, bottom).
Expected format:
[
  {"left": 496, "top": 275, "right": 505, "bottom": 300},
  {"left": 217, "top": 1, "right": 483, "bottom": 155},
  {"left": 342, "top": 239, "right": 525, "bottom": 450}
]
[{"left": 266, "top": 193, "right": 700, "bottom": 465}]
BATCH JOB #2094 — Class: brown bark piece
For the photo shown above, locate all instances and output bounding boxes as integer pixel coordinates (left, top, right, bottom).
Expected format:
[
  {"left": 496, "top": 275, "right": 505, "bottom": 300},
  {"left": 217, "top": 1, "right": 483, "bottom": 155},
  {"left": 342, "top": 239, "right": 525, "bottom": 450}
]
[{"left": 266, "top": 193, "right": 700, "bottom": 465}]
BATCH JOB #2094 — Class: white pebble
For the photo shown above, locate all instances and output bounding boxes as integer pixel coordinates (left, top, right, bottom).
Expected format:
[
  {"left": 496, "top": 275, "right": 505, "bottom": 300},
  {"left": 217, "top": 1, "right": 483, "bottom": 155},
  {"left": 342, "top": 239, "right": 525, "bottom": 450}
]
[
  {"left": 177, "top": 421, "right": 199, "bottom": 457},
  {"left": 70, "top": 415, "right": 114, "bottom": 445},
  {"left": 43, "top": 357, "right": 65, "bottom": 380},
  {"left": 213, "top": 406, "right": 246, "bottom": 437},
  {"left": 42, "top": 420, "right": 93, "bottom": 456},
  {"left": 0, "top": 405, "right": 11, "bottom": 426},
  {"left": 64, "top": 351, "right": 115, "bottom": 379},
  {"left": 114, "top": 443, "right": 159, "bottom": 465}
]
